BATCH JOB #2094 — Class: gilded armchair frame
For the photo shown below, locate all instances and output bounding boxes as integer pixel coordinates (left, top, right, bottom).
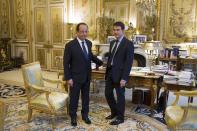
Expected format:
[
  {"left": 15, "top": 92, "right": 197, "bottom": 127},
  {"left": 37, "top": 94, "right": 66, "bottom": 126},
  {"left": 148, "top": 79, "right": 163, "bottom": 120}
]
[
  {"left": 165, "top": 90, "right": 197, "bottom": 131},
  {"left": 22, "top": 61, "right": 69, "bottom": 129}
]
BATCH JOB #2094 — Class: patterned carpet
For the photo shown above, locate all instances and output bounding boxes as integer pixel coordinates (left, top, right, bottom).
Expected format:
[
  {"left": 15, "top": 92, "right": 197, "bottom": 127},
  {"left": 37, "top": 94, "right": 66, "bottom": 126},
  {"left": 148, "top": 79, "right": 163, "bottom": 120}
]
[
  {"left": 2, "top": 83, "right": 197, "bottom": 130},
  {"left": 1, "top": 70, "right": 196, "bottom": 130},
  {"left": 0, "top": 84, "right": 168, "bottom": 131},
  {"left": 134, "top": 106, "right": 166, "bottom": 124},
  {"left": 4, "top": 101, "right": 168, "bottom": 131},
  {"left": 0, "top": 83, "right": 26, "bottom": 99}
]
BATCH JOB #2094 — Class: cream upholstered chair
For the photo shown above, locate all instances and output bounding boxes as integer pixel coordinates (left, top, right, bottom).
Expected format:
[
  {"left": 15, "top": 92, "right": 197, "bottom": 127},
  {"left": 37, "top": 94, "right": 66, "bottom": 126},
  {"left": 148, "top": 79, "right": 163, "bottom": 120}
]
[
  {"left": 165, "top": 90, "right": 197, "bottom": 131},
  {"left": 21, "top": 61, "right": 69, "bottom": 129}
]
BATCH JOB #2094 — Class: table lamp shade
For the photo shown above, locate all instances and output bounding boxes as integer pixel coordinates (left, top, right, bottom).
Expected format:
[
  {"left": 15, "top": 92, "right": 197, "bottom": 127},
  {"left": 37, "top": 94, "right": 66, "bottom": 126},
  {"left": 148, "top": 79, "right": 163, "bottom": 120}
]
[{"left": 143, "top": 41, "right": 163, "bottom": 50}]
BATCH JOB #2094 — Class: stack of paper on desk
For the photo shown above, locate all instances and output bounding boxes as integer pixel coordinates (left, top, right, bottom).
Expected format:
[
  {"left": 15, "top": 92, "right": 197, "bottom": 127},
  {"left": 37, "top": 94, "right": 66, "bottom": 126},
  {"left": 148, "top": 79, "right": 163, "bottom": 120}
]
[
  {"left": 191, "top": 54, "right": 197, "bottom": 58},
  {"left": 164, "top": 71, "right": 193, "bottom": 84},
  {"left": 178, "top": 71, "right": 192, "bottom": 79},
  {"left": 167, "top": 71, "right": 178, "bottom": 76},
  {"left": 164, "top": 75, "right": 177, "bottom": 81},
  {"left": 131, "top": 67, "right": 143, "bottom": 71},
  {"left": 178, "top": 71, "right": 193, "bottom": 84},
  {"left": 139, "top": 67, "right": 152, "bottom": 72},
  {"left": 152, "top": 65, "right": 168, "bottom": 73}
]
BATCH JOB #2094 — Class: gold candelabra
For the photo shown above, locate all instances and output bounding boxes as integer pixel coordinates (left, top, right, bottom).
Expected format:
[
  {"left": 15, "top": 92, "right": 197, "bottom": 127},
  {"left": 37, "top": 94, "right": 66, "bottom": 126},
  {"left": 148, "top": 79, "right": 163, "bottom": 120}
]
[
  {"left": 143, "top": 41, "right": 163, "bottom": 71},
  {"left": 186, "top": 43, "right": 197, "bottom": 58}
]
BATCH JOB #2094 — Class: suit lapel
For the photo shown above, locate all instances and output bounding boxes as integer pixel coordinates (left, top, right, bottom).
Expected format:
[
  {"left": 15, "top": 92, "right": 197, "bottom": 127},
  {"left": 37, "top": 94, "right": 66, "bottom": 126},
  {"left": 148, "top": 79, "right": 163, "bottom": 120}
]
[{"left": 110, "top": 41, "right": 116, "bottom": 53}]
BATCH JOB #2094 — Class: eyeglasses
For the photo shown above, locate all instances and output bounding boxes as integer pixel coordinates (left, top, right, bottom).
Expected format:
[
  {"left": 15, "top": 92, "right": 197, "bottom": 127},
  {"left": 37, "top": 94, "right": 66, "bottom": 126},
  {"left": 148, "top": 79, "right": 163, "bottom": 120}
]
[{"left": 78, "top": 30, "right": 88, "bottom": 33}]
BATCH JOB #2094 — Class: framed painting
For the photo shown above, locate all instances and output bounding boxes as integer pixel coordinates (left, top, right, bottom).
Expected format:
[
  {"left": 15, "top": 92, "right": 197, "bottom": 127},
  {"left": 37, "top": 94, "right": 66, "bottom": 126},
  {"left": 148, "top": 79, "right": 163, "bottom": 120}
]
[{"left": 134, "top": 35, "right": 147, "bottom": 43}]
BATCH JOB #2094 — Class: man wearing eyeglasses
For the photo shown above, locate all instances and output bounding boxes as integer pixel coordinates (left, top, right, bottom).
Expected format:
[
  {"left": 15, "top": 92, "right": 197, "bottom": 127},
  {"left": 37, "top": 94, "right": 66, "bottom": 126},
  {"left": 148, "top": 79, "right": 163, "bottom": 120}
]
[{"left": 64, "top": 22, "right": 103, "bottom": 126}]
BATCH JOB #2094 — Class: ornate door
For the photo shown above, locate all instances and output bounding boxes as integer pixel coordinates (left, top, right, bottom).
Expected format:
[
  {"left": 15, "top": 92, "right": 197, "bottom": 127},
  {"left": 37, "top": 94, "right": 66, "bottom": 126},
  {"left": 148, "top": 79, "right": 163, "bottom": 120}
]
[{"left": 32, "top": 0, "right": 65, "bottom": 70}]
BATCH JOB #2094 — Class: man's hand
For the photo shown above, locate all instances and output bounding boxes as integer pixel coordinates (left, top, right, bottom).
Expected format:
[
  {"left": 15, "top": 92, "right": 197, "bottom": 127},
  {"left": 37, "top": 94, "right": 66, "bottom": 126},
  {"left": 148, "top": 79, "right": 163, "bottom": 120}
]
[
  {"left": 67, "top": 79, "right": 73, "bottom": 87},
  {"left": 120, "top": 79, "right": 126, "bottom": 87}
]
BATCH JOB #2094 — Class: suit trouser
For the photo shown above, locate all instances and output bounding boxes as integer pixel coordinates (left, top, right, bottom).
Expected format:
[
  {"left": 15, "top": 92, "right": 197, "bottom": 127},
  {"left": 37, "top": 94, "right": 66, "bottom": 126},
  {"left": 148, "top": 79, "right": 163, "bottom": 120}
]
[
  {"left": 105, "top": 69, "right": 125, "bottom": 120},
  {"left": 69, "top": 80, "right": 90, "bottom": 119}
]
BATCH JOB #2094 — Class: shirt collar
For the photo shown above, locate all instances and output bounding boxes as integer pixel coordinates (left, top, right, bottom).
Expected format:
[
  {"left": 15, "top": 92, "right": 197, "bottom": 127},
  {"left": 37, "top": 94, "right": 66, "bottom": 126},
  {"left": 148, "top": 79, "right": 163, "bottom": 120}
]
[
  {"left": 116, "top": 35, "right": 124, "bottom": 43},
  {"left": 77, "top": 37, "right": 85, "bottom": 44}
]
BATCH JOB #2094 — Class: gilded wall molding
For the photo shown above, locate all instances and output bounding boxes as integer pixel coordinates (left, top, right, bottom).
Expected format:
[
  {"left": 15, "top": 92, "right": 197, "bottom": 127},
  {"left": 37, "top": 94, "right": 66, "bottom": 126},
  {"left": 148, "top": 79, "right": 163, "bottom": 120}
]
[
  {"left": 50, "top": 0, "right": 64, "bottom": 4},
  {"left": 163, "top": 0, "right": 196, "bottom": 43},
  {"left": 0, "top": 0, "right": 10, "bottom": 38},
  {"left": 35, "top": 7, "right": 46, "bottom": 43},
  {"left": 34, "top": 0, "right": 47, "bottom": 5},
  {"left": 13, "top": 0, "right": 28, "bottom": 40},
  {"left": 35, "top": 47, "right": 47, "bottom": 68},
  {"left": 51, "top": 7, "right": 63, "bottom": 44},
  {"left": 104, "top": 1, "right": 129, "bottom": 23},
  {"left": 156, "top": 0, "right": 161, "bottom": 40}
]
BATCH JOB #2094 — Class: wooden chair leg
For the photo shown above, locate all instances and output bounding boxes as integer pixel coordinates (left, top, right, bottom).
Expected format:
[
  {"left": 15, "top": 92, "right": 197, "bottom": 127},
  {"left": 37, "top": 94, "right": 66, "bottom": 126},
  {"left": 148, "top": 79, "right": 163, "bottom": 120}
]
[
  {"left": 172, "top": 126, "right": 176, "bottom": 131},
  {"left": 51, "top": 115, "right": 56, "bottom": 130},
  {"left": 28, "top": 108, "right": 32, "bottom": 122},
  {"left": 92, "top": 79, "right": 96, "bottom": 93}
]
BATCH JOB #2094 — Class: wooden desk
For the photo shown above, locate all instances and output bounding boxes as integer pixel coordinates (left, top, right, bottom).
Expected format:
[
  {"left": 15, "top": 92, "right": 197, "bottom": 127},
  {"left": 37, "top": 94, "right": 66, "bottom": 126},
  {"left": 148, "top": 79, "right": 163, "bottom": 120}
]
[
  {"left": 91, "top": 69, "right": 163, "bottom": 107},
  {"left": 180, "top": 58, "right": 197, "bottom": 65},
  {"left": 163, "top": 80, "right": 196, "bottom": 91}
]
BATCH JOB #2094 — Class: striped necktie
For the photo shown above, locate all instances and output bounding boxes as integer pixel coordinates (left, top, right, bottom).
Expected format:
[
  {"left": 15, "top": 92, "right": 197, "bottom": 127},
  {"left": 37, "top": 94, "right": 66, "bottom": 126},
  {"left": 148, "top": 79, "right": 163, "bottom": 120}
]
[{"left": 110, "top": 40, "right": 119, "bottom": 65}]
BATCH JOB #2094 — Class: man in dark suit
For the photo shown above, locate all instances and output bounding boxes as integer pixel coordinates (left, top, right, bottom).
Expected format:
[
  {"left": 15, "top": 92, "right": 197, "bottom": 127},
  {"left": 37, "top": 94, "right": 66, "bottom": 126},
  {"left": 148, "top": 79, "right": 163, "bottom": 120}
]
[
  {"left": 64, "top": 22, "right": 103, "bottom": 126},
  {"left": 105, "top": 21, "right": 134, "bottom": 125}
]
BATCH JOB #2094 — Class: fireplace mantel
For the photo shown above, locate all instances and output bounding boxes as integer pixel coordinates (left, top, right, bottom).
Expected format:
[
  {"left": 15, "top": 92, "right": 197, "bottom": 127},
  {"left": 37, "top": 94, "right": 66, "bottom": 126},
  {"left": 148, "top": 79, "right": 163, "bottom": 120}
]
[{"left": 93, "top": 43, "right": 148, "bottom": 67}]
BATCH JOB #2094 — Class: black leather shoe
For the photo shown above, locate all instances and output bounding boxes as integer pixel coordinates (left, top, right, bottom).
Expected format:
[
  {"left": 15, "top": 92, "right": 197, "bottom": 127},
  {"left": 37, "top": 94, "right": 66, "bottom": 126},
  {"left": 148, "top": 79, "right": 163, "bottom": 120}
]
[
  {"left": 105, "top": 114, "right": 117, "bottom": 120},
  {"left": 109, "top": 119, "right": 124, "bottom": 125},
  {"left": 82, "top": 117, "right": 91, "bottom": 124},
  {"left": 71, "top": 118, "right": 77, "bottom": 126}
]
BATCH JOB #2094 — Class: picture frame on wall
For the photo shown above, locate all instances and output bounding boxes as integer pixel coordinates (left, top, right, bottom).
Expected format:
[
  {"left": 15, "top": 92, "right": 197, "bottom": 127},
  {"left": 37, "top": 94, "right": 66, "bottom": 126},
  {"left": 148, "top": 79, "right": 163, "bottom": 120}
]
[{"left": 134, "top": 35, "right": 147, "bottom": 44}]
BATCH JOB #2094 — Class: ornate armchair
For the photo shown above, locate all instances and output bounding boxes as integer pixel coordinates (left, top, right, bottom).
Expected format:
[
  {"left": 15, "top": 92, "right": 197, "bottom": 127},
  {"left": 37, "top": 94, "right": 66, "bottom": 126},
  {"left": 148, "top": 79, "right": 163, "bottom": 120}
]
[
  {"left": 21, "top": 61, "right": 69, "bottom": 129},
  {"left": 165, "top": 90, "right": 197, "bottom": 130}
]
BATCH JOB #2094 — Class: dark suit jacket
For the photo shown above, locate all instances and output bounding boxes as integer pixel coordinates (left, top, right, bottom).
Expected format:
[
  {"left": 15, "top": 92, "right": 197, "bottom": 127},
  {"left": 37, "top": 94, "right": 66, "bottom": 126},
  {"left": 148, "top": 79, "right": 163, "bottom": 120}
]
[
  {"left": 64, "top": 38, "right": 103, "bottom": 83},
  {"left": 106, "top": 37, "right": 134, "bottom": 83}
]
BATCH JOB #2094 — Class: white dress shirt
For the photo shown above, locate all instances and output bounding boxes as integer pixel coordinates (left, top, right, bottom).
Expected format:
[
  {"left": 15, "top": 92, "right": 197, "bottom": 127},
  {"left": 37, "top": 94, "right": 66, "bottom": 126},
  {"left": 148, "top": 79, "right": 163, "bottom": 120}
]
[
  {"left": 111, "top": 35, "right": 124, "bottom": 53},
  {"left": 77, "top": 37, "right": 89, "bottom": 54}
]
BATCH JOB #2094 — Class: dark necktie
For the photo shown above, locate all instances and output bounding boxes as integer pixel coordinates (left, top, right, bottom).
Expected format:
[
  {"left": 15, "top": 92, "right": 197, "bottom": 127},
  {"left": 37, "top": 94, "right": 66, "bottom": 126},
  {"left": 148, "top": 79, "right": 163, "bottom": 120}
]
[
  {"left": 81, "top": 41, "right": 88, "bottom": 60},
  {"left": 109, "top": 40, "right": 119, "bottom": 65}
]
